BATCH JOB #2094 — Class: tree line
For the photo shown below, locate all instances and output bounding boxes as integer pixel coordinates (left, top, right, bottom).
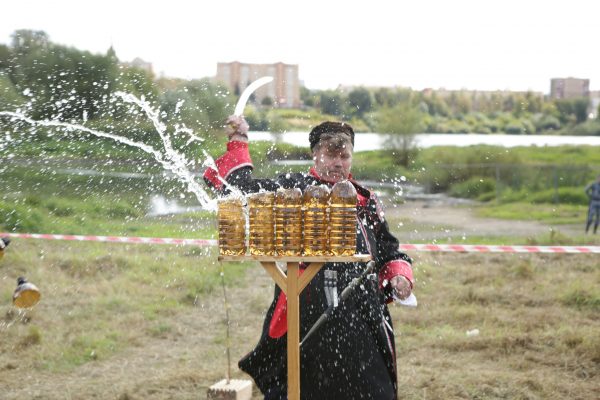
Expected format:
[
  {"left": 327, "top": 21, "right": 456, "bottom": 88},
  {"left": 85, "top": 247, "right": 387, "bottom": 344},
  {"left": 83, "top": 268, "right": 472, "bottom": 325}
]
[
  {"left": 301, "top": 84, "right": 599, "bottom": 136},
  {"left": 0, "top": 30, "right": 233, "bottom": 141},
  {"left": 1, "top": 29, "right": 599, "bottom": 150}
]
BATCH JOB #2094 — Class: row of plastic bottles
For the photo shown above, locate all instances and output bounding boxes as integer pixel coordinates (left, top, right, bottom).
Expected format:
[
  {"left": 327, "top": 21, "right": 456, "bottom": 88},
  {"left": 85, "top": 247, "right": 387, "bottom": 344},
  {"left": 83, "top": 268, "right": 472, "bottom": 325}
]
[{"left": 218, "top": 181, "right": 358, "bottom": 257}]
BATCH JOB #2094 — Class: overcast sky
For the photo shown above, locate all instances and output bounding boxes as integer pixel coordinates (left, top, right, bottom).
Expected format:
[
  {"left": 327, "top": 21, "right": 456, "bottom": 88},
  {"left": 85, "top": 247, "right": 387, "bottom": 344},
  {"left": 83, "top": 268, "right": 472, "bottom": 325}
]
[{"left": 2, "top": 0, "right": 598, "bottom": 93}]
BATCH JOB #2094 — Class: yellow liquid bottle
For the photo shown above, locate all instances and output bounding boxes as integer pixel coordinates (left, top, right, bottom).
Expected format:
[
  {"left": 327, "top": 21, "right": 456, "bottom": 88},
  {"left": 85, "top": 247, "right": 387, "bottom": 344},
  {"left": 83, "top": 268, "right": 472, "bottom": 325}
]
[
  {"left": 12, "top": 277, "right": 41, "bottom": 308},
  {"left": 330, "top": 181, "right": 357, "bottom": 256},
  {"left": 218, "top": 196, "right": 246, "bottom": 256},
  {"left": 275, "top": 188, "right": 303, "bottom": 256},
  {"left": 248, "top": 191, "right": 275, "bottom": 255},
  {"left": 302, "top": 185, "right": 330, "bottom": 256}
]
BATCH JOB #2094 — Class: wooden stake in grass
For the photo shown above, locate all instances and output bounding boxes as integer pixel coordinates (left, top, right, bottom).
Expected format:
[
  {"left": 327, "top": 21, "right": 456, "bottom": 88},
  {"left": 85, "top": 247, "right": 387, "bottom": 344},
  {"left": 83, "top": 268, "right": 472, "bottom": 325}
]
[
  {"left": 219, "top": 263, "right": 232, "bottom": 383},
  {"left": 206, "top": 264, "right": 252, "bottom": 400}
]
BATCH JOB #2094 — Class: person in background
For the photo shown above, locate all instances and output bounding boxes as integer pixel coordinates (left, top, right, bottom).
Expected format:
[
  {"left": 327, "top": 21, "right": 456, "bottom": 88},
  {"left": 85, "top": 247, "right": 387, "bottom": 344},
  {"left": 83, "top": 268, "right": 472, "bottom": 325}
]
[
  {"left": 585, "top": 174, "right": 600, "bottom": 234},
  {"left": 203, "top": 115, "right": 414, "bottom": 400}
]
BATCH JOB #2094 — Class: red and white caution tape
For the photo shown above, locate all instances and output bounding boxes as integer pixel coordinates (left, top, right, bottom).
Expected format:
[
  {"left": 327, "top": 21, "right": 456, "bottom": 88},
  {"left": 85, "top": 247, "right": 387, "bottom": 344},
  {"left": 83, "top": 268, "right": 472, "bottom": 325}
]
[
  {"left": 398, "top": 244, "right": 600, "bottom": 254},
  {"left": 1, "top": 232, "right": 599, "bottom": 253},
  {"left": 0, "top": 232, "right": 217, "bottom": 247}
]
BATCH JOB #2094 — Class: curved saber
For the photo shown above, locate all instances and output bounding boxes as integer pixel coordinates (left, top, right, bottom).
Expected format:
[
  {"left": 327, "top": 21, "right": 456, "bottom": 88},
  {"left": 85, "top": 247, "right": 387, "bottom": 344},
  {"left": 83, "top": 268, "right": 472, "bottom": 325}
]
[
  {"left": 300, "top": 261, "right": 376, "bottom": 347},
  {"left": 234, "top": 76, "right": 273, "bottom": 116}
]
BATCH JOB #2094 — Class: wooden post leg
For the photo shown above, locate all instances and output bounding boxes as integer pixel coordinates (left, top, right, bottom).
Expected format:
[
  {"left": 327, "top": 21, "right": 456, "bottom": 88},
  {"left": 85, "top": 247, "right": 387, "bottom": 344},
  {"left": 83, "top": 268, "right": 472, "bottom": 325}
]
[{"left": 287, "top": 262, "right": 300, "bottom": 400}]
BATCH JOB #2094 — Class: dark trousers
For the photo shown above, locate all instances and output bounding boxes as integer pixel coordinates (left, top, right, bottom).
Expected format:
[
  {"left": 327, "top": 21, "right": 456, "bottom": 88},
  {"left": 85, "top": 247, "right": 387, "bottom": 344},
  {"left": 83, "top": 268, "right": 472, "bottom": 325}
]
[{"left": 586, "top": 203, "right": 600, "bottom": 233}]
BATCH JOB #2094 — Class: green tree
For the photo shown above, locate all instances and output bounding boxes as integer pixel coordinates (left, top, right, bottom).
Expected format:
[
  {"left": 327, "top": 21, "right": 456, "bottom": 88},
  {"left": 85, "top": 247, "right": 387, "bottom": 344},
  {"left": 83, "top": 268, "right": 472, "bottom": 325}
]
[
  {"left": 524, "top": 91, "right": 543, "bottom": 113},
  {"left": 7, "top": 30, "right": 49, "bottom": 88},
  {"left": 487, "top": 93, "right": 505, "bottom": 114},
  {"left": 0, "top": 71, "right": 27, "bottom": 109},
  {"left": 319, "top": 90, "right": 344, "bottom": 116},
  {"left": 7, "top": 30, "right": 118, "bottom": 120},
  {"left": 261, "top": 96, "right": 273, "bottom": 106},
  {"left": 421, "top": 93, "right": 450, "bottom": 117},
  {"left": 391, "top": 88, "right": 413, "bottom": 104},
  {"left": 346, "top": 87, "right": 373, "bottom": 117},
  {"left": 511, "top": 93, "right": 528, "bottom": 117},
  {"left": 374, "top": 87, "right": 394, "bottom": 107},
  {"left": 502, "top": 94, "right": 516, "bottom": 113},
  {"left": 572, "top": 98, "right": 590, "bottom": 123},
  {"left": 0, "top": 44, "right": 11, "bottom": 70},
  {"left": 115, "top": 65, "right": 158, "bottom": 101},
  {"left": 533, "top": 114, "right": 561, "bottom": 132},
  {"left": 554, "top": 98, "right": 589, "bottom": 125},
  {"left": 448, "top": 92, "right": 472, "bottom": 116},
  {"left": 10, "top": 30, "right": 49, "bottom": 57},
  {"left": 300, "top": 86, "right": 316, "bottom": 107},
  {"left": 159, "top": 78, "right": 232, "bottom": 133},
  {"left": 376, "top": 103, "right": 423, "bottom": 166}
]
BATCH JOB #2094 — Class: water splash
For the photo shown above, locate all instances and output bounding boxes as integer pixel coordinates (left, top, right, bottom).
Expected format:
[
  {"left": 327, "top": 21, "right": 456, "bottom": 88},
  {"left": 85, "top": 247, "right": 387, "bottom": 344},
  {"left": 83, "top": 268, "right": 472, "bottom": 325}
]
[{"left": 0, "top": 92, "right": 246, "bottom": 211}]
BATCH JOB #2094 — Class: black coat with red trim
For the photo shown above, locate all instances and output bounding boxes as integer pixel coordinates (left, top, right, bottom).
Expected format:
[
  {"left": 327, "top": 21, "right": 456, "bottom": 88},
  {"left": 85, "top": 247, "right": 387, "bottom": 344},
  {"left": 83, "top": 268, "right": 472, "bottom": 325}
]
[{"left": 204, "top": 142, "right": 413, "bottom": 400}]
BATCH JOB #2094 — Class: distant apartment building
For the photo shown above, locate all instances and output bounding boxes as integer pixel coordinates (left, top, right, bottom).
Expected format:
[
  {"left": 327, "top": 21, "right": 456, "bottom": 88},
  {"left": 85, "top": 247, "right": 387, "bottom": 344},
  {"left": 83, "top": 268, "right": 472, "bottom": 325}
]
[
  {"left": 550, "top": 77, "right": 590, "bottom": 99},
  {"left": 216, "top": 61, "right": 300, "bottom": 108}
]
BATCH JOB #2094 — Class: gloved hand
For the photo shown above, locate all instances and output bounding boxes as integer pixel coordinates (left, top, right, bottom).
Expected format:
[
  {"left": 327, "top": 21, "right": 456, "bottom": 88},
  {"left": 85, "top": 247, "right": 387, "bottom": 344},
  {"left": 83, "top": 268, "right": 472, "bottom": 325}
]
[
  {"left": 390, "top": 275, "right": 411, "bottom": 300},
  {"left": 224, "top": 115, "right": 249, "bottom": 141}
]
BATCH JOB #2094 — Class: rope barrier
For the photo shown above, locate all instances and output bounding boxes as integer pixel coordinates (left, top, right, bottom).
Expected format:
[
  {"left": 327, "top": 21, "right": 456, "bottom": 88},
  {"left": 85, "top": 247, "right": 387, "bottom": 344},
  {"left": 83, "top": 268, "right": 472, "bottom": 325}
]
[{"left": 2, "top": 232, "right": 599, "bottom": 253}]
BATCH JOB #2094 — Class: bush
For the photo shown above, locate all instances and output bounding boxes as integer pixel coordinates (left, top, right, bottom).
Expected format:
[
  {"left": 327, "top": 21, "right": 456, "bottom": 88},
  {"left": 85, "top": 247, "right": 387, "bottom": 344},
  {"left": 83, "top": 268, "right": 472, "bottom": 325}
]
[
  {"left": 244, "top": 107, "right": 269, "bottom": 131},
  {"left": 414, "top": 145, "right": 521, "bottom": 192},
  {"left": 46, "top": 199, "right": 76, "bottom": 217},
  {"left": 477, "top": 191, "right": 497, "bottom": 202},
  {"left": 529, "top": 187, "right": 588, "bottom": 205},
  {"left": 533, "top": 114, "right": 561, "bottom": 132},
  {"left": 498, "top": 188, "right": 529, "bottom": 203},
  {"left": 566, "top": 120, "right": 600, "bottom": 136},
  {"left": 257, "top": 142, "right": 311, "bottom": 161},
  {"left": 505, "top": 121, "right": 526, "bottom": 134},
  {"left": 449, "top": 177, "right": 496, "bottom": 199},
  {"left": 0, "top": 201, "right": 44, "bottom": 232},
  {"left": 106, "top": 201, "right": 141, "bottom": 219},
  {"left": 0, "top": 71, "right": 27, "bottom": 109}
]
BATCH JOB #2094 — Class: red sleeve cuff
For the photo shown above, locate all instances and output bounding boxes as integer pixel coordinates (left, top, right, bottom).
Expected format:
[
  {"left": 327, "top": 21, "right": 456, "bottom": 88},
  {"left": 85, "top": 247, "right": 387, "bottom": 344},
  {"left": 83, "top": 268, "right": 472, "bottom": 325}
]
[
  {"left": 379, "top": 259, "right": 414, "bottom": 289},
  {"left": 268, "top": 292, "right": 288, "bottom": 338},
  {"left": 203, "top": 141, "right": 253, "bottom": 189},
  {"left": 267, "top": 266, "right": 309, "bottom": 338}
]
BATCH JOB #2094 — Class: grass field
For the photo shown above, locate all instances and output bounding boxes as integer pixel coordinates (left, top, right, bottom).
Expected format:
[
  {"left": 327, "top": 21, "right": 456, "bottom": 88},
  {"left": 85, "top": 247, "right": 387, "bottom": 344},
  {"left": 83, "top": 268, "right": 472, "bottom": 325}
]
[
  {"left": 1, "top": 230, "right": 598, "bottom": 399},
  {"left": 1, "top": 147, "right": 599, "bottom": 399}
]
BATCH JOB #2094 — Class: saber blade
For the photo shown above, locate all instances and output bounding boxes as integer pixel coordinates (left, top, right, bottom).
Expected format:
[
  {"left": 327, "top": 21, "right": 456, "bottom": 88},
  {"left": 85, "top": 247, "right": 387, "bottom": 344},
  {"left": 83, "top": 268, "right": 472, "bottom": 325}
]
[{"left": 233, "top": 76, "right": 273, "bottom": 116}]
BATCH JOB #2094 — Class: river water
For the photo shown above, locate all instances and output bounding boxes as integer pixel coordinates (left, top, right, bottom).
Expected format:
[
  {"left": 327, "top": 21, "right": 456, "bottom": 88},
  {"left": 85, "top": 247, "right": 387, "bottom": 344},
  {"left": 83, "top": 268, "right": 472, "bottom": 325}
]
[{"left": 251, "top": 131, "right": 600, "bottom": 152}]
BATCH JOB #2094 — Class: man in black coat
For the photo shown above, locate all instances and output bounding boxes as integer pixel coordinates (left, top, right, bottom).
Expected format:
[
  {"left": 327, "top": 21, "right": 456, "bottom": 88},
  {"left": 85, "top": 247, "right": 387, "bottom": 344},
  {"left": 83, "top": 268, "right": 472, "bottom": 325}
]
[{"left": 204, "top": 116, "right": 414, "bottom": 400}]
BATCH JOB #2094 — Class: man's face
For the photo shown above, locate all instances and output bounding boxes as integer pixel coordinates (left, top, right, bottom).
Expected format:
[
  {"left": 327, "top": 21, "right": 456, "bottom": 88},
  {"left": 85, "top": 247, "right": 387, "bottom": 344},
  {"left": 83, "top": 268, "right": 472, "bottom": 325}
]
[{"left": 312, "top": 140, "right": 353, "bottom": 183}]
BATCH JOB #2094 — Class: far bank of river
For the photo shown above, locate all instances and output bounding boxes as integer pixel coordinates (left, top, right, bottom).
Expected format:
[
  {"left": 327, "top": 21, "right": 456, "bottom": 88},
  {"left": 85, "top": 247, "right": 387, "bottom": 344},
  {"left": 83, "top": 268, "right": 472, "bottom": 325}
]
[{"left": 250, "top": 131, "right": 600, "bottom": 152}]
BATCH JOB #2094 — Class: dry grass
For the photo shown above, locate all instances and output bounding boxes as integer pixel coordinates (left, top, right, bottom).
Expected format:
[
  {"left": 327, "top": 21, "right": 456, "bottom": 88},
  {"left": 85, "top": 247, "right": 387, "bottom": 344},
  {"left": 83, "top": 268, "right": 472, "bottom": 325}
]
[
  {"left": 0, "top": 242, "right": 598, "bottom": 399},
  {"left": 394, "top": 252, "right": 599, "bottom": 400}
]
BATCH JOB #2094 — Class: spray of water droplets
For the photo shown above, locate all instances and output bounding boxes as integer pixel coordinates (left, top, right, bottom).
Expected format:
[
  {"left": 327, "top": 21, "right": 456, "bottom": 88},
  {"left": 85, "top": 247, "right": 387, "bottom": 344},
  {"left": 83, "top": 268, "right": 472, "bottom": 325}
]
[{"left": 0, "top": 91, "right": 248, "bottom": 211}]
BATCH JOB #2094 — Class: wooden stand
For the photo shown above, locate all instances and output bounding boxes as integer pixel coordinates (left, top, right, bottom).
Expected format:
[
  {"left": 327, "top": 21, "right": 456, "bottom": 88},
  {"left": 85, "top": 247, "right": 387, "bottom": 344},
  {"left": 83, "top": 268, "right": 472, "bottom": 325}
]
[{"left": 218, "top": 254, "right": 371, "bottom": 400}]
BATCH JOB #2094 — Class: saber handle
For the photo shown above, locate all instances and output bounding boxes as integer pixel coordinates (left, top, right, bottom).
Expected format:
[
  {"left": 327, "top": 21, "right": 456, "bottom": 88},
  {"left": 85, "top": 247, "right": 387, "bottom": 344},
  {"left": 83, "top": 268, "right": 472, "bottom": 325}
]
[{"left": 300, "top": 261, "right": 375, "bottom": 347}]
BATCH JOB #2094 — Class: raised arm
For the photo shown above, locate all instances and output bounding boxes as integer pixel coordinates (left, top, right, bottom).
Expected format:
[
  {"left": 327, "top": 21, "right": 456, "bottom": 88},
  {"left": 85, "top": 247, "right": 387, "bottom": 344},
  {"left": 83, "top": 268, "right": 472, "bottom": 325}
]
[{"left": 203, "top": 115, "right": 279, "bottom": 195}]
